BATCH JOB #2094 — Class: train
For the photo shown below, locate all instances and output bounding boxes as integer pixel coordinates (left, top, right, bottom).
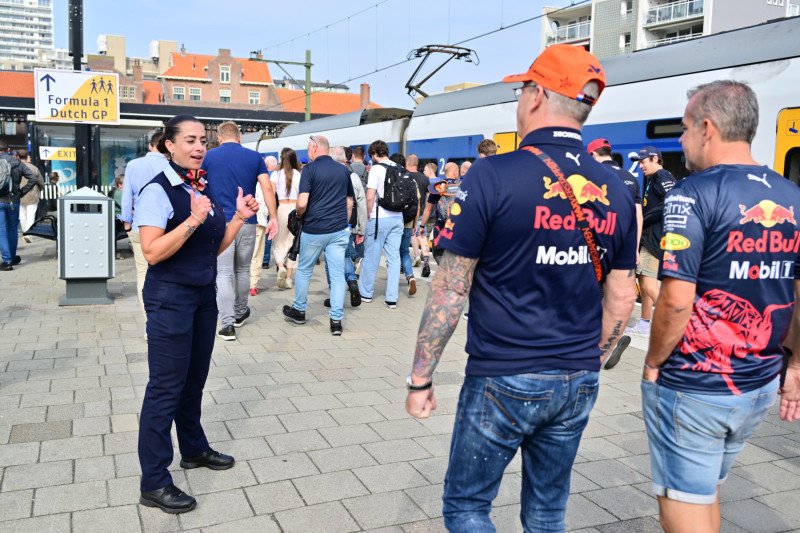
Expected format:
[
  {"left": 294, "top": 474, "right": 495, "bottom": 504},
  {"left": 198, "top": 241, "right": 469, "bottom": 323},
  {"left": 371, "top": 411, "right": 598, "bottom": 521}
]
[{"left": 244, "top": 17, "right": 800, "bottom": 186}]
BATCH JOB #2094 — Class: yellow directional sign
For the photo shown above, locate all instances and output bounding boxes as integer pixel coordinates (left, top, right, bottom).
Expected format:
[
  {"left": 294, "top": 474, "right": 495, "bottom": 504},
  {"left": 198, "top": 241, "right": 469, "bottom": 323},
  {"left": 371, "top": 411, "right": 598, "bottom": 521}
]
[
  {"left": 39, "top": 146, "right": 76, "bottom": 161},
  {"left": 34, "top": 68, "right": 120, "bottom": 125}
]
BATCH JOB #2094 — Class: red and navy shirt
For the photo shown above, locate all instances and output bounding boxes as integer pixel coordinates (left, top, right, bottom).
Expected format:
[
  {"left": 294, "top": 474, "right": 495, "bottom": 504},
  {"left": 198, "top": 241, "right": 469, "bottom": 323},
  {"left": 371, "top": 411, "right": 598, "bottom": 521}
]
[
  {"left": 658, "top": 165, "right": 800, "bottom": 395},
  {"left": 438, "top": 127, "right": 637, "bottom": 376}
]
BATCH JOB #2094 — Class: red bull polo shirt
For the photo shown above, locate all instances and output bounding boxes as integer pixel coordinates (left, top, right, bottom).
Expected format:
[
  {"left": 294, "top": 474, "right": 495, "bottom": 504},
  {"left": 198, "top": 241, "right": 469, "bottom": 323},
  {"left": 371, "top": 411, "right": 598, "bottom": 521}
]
[
  {"left": 657, "top": 164, "right": 800, "bottom": 395},
  {"left": 438, "top": 127, "right": 637, "bottom": 376}
]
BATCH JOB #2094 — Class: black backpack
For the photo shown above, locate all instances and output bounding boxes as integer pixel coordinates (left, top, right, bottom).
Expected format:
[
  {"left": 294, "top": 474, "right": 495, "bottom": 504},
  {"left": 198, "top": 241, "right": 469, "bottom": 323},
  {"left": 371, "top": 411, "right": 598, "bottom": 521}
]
[{"left": 377, "top": 162, "right": 418, "bottom": 220}]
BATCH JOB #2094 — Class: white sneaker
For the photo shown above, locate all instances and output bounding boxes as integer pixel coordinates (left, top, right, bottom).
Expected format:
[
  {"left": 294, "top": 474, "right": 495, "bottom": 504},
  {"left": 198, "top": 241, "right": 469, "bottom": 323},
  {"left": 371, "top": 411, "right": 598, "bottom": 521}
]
[
  {"left": 413, "top": 256, "right": 421, "bottom": 267},
  {"left": 277, "top": 266, "right": 287, "bottom": 289},
  {"left": 285, "top": 278, "right": 293, "bottom": 289},
  {"left": 625, "top": 321, "right": 651, "bottom": 336}
]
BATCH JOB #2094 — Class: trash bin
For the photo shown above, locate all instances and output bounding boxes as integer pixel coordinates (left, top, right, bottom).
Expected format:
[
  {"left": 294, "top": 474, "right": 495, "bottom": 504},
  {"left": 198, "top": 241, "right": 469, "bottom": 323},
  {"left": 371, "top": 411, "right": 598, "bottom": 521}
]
[{"left": 57, "top": 187, "right": 114, "bottom": 305}]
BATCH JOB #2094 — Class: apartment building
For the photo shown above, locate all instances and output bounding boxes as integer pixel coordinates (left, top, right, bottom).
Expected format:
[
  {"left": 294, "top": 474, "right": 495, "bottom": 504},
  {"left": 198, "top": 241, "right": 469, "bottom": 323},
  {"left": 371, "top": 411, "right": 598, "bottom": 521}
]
[
  {"left": 542, "top": 0, "right": 798, "bottom": 59},
  {"left": 0, "top": 0, "right": 53, "bottom": 70}
]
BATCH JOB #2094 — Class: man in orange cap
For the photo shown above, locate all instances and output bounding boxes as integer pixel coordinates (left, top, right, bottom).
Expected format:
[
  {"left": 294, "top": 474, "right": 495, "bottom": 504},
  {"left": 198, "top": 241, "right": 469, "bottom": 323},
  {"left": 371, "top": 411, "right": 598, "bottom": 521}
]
[{"left": 405, "top": 44, "right": 638, "bottom": 531}]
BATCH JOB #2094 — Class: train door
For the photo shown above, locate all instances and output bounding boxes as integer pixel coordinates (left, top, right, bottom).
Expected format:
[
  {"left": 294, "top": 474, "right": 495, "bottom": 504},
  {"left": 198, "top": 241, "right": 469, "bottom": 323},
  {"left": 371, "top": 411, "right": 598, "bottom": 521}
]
[
  {"left": 493, "top": 132, "right": 520, "bottom": 155},
  {"left": 775, "top": 108, "right": 800, "bottom": 184}
]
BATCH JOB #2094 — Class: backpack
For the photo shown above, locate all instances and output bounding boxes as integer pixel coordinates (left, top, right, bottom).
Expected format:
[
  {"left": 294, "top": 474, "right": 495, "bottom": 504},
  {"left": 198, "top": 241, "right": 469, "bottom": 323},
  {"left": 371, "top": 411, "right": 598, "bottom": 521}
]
[
  {"left": 0, "top": 157, "right": 11, "bottom": 197},
  {"left": 377, "top": 162, "right": 418, "bottom": 220}
]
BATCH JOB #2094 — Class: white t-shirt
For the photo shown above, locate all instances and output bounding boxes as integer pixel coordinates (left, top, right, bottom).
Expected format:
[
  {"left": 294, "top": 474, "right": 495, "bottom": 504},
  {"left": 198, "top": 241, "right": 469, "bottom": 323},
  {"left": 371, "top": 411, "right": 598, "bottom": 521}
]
[
  {"left": 270, "top": 169, "right": 301, "bottom": 201},
  {"left": 367, "top": 160, "right": 403, "bottom": 219}
]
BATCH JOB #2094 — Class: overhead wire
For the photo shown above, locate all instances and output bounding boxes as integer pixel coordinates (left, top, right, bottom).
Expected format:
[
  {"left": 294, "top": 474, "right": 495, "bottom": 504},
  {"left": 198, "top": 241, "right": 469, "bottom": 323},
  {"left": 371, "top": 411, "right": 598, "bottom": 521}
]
[{"left": 260, "top": 0, "right": 592, "bottom": 113}]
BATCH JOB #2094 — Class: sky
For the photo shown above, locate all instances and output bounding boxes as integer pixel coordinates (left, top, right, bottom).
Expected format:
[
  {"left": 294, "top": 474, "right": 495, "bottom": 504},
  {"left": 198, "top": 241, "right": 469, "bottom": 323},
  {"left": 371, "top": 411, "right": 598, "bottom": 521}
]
[{"left": 53, "top": 0, "right": 579, "bottom": 109}]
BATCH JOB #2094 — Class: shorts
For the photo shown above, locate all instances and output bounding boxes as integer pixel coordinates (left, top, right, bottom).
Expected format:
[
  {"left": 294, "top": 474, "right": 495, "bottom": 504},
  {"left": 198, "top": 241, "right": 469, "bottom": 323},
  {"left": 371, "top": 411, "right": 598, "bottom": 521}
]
[
  {"left": 641, "top": 377, "right": 778, "bottom": 504},
  {"left": 636, "top": 248, "right": 660, "bottom": 278}
]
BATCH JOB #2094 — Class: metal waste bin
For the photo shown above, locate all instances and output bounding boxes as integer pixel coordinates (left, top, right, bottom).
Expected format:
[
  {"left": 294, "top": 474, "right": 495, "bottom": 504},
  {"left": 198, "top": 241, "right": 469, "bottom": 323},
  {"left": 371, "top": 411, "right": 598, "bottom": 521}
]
[{"left": 58, "top": 187, "right": 114, "bottom": 305}]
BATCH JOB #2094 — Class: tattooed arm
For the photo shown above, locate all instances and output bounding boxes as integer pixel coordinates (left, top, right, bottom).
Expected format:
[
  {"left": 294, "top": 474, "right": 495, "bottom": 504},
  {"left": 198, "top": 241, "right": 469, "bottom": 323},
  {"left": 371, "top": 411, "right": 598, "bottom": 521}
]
[
  {"left": 406, "top": 250, "right": 477, "bottom": 418},
  {"left": 644, "top": 277, "right": 695, "bottom": 381},
  {"left": 599, "top": 268, "right": 638, "bottom": 363}
]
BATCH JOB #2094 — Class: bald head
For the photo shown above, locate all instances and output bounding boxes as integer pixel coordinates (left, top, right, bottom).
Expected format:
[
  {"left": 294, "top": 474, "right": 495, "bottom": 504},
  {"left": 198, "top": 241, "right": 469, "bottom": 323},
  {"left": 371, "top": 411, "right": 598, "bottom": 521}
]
[
  {"left": 308, "top": 135, "right": 330, "bottom": 161},
  {"left": 444, "top": 162, "right": 460, "bottom": 180},
  {"left": 460, "top": 161, "right": 472, "bottom": 176}
]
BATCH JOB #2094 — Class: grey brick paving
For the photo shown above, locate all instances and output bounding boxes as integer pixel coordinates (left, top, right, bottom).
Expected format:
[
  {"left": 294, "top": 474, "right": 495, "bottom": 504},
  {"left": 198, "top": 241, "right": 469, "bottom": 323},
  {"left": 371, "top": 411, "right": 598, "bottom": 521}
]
[{"left": 2, "top": 243, "right": 800, "bottom": 531}]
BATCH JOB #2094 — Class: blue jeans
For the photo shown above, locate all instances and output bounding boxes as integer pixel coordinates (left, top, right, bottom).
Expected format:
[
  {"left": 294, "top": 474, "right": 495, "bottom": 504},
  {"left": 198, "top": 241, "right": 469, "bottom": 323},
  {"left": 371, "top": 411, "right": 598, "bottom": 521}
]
[
  {"left": 400, "top": 227, "right": 413, "bottom": 278},
  {"left": 642, "top": 377, "right": 778, "bottom": 504},
  {"left": 358, "top": 216, "right": 404, "bottom": 302},
  {"left": 262, "top": 238, "right": 272, "bottom": 265},
  {"left": 293, "top": 228, "right": 350, "bottom": 321},
  {"left": 326, "top": 233, "right": 359, "bottom": 285},
  {"left": 443, "top": 371, "right": 599, "bottom": 533},
  {"left": 0, "top": 201, "right": 20, "bottom": 264}
]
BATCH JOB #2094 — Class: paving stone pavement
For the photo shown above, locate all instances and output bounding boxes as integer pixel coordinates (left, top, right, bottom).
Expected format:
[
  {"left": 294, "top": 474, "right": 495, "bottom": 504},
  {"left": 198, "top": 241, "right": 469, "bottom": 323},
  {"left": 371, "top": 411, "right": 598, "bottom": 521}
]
[{"left": 1, "top": 239, "right": 800, "bottom": 532}]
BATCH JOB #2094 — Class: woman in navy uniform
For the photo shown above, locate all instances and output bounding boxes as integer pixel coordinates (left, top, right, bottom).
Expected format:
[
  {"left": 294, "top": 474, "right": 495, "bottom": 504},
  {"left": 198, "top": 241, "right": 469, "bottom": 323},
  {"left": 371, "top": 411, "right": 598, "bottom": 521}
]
[{"left": 136, "top": 115, "right": 259, "bottom": 513}]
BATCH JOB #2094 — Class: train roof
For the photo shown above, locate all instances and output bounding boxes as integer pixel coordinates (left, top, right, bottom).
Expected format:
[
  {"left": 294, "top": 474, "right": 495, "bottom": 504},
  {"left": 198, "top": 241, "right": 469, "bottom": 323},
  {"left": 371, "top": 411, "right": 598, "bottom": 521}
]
[
  {"left": 412, "top": 17, "right": 800, "bottom": 118},
  {"left": 279, "top": 107, "right": 412, "bottom": 137}
]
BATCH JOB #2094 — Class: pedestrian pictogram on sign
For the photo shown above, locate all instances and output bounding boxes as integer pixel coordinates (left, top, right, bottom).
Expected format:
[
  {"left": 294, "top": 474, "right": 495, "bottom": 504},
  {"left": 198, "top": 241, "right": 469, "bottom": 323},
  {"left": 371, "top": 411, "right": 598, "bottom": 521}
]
[{"left": 34, "top": 68, "right": 120, "bottom": 125}]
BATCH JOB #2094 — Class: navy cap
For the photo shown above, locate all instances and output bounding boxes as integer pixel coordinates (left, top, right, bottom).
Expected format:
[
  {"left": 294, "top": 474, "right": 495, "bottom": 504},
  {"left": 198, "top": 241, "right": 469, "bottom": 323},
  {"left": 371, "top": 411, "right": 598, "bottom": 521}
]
[{"left": 630, "top": 146, "right": 662, "bottom": 161}]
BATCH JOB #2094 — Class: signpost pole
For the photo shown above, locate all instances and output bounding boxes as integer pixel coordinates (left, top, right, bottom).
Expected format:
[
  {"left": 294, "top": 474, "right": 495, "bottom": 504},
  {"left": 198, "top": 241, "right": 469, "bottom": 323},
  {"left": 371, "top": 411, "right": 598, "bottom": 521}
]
[{"left": 69, "top": 0, "right": 91, "bottom": 189}]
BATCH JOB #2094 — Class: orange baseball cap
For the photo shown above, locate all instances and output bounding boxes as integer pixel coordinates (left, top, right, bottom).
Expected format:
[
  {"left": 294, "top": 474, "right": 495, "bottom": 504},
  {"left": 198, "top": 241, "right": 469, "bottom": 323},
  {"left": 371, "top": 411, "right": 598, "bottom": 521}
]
[{"left": 503, "top": 44, "right": 606, "bottom": 106}]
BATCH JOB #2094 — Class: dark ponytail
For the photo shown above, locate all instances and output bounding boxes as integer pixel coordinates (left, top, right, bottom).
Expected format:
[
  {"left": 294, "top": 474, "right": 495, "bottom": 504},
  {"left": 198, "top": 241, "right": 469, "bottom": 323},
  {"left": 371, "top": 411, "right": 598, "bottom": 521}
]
[{"left": 157, "top": 115, "right": 202, "bottom": 156}]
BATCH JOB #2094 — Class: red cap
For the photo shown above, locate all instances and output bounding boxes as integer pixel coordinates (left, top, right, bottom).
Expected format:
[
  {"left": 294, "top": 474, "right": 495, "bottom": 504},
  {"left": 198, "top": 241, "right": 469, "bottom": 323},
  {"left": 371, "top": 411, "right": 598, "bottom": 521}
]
[
  {"left": 503, "top": 44, "right": 606, "bottom": 106},
  {"left": 587, "top": 138, "right": 611, "bottom": 153}
]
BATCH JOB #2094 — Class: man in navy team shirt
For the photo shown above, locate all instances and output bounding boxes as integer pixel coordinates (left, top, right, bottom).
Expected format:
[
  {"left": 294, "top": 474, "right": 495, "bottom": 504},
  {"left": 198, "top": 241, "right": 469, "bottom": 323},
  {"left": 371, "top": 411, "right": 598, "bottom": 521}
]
[
  {"left": 203, "top": 121, "right": 278, "bottom": 342},
  {"left": 643, "top": 80, "right": 800, "bottom": 532},
  {"left": 404, "top": 44, "right": 638, "bottom": 531}
]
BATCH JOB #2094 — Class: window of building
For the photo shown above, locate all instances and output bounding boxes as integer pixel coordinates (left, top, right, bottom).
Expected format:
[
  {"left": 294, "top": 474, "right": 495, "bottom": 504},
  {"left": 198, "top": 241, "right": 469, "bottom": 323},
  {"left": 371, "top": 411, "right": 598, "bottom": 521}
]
[
  {"left": 619, "top": 32, "right": 631, "bottom": 49},
  {"left": 621, "top": 0, "right": 632, "bottom": 14},
  {"left": 220, "top": 89, "right": 231, "bottom": 103},
  {"left": 220, "top": 65, "right": 230, "bottom": 84},
  {"left": 172, "top": 86, "right": 185, "bottom": 100},
  {"left": 248, "top": 91, "right": 260, "bottom": 105},
  {"left": 189, "top": 87, "right": 201, "bottom": 101},
  {"left": 120, "top": 86, "right": 136, "bottom": 99}
]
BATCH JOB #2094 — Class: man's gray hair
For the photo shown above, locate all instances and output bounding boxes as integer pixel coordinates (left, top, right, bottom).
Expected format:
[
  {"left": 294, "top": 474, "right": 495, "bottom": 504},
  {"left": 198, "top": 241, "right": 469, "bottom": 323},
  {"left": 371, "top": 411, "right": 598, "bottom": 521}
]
[
  {"left": 686, "top": 80, "right": 758, "bottom": 143},
  {"left": 264, "top": 155, "right": 277, "bottom": 168},
  {"left": 330, "top": 146, "right": 347, "bottom": 164},
  {"left": 545, "top": 81, "right": 600, "bottom": 125}
]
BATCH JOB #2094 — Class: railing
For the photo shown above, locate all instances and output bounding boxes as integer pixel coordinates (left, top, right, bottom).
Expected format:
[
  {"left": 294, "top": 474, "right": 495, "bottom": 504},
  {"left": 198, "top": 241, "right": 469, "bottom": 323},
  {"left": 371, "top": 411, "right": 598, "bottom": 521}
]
[
  {"left": 41, "top": 183, "right": 115, "bottom": 201},
  {"left": 547, "top": 20, "right": 591, "bottom": 44},
  {"left": 646, "top": 32, "right": 703, "bottom": 47},
  {"left": 646, "top": 0, "right": 703, "bottom": 25}
]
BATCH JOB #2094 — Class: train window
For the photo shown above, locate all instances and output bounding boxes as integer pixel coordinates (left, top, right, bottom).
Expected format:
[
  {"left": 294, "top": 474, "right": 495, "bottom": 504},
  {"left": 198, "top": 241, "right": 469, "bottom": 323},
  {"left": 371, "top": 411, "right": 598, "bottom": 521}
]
[
  {"left": 611, "top": 153, "right": 624, "bottom": 167},
  {"left": 784, "top": 148, "right": 800, "bottom": 185},
  {"left": 647, "top": 119, "right": 683, "bottom": 139},
  {"left": 662, "top": 152, "right": 690, "bottom": 181}
]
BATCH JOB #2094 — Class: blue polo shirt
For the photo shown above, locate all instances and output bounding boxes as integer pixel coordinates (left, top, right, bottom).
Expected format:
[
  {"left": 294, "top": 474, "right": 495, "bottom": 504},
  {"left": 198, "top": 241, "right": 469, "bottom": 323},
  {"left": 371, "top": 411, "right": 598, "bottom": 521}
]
[
  {"left": 201, "top": 142, "right": 267, "bottom": 223},
  {"left": 658, "top": 165, "right": 800, "bottom": 395},
  {"left": 438, "top": 127, "right": 637, "bottom": 376},
  {"left": 299, "top": 155, "right": 354, "bottom": 235}
]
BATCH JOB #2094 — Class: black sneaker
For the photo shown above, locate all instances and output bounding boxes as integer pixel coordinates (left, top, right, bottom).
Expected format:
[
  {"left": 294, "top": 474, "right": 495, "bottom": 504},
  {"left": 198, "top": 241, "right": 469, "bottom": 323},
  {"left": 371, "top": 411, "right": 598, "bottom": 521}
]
[
  {"left": 604, "top": 335, "right": 630, "bottom": 370},
  {"left": 386, "top": 301, "right": 397, "bottom": 309},
  {"left": 324, "top": 298, "right": 331, "bottom": 308},
  {"left": 0, "top": 262, "right": 12, "bottom": 271},
  {"left": 11, "top": 255, "right": 21, "bottom": 266},
  {"left": 282, "top": 305, "right": 306, "bottom": 324},
  {"left": 330, "top": 319, "right": 342, "bottom": 336},
  {"left": 218, "top": 325, "right": 236, "bottom": 341},
  {"left": 234, "top": 307, "right": 250, "bottom": 328},
  {"left": 348, "top": 281, "right": 361, "bottom": 307},
  {"left": 421, "top": 264, "right": 431, "bottom": 277}
]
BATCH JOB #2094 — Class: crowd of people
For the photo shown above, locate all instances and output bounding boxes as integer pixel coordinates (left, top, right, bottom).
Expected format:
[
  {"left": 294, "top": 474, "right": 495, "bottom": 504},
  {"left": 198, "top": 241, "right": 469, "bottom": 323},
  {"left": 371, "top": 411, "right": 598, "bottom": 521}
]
[{"left": 2, "top": 42, "right": 799, "bottom": 533}]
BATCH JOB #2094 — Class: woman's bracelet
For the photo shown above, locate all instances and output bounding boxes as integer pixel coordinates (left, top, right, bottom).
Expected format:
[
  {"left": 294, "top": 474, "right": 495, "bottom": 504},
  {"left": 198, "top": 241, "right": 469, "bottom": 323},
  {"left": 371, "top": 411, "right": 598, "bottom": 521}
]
[
  {"left": 234, "top": 212, "right": 248, "bottom": 223},
  {"left": 190, "top": 211, "right": 203, "bottom": 224}
]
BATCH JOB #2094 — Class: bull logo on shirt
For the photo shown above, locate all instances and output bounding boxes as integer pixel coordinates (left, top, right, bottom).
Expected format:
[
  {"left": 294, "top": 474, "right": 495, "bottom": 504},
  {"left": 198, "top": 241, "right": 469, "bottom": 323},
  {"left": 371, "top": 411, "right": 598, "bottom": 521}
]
[
  {"left": 679, "top": 289, "right": 792, "bottom": 394},
  {"left": 739, "top": 200, "right": 796, "bottom": 228},
  {"left": 542, "top": 175, "right": 609, "bottom": 205}
]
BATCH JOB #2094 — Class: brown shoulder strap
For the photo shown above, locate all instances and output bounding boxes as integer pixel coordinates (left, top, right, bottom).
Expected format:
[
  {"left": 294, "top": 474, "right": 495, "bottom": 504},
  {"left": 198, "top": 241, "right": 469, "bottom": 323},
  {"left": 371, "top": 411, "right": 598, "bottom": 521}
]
[{"left": 521, "top": 145, "right": 604, "bottom": 284}]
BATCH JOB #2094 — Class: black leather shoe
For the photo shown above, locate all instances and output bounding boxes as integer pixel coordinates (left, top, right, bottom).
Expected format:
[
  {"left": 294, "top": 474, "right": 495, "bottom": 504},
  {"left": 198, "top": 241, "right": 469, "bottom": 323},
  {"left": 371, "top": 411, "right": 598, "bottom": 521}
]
[
  {"left": 140, "top": 484, "right": 196, "bottom": 514},
  {"left": 324, "top": 298, "right": 331, "bottom": 308},
  {"left": 348, "top": 280, "right": 361, "bottom": 307},
  {"left": 11, "top": 255, "right": 20, "bottom": 266},
  {"left": 0, "top": 262, "right": 12, "bottom": 271},
  {"left": 180, "top": 449, "right": 235, "bottom": 470}
]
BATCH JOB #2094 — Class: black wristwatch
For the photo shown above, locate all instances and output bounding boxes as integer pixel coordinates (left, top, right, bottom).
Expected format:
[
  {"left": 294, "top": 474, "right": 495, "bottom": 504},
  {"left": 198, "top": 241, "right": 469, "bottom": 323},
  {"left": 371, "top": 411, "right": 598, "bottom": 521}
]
[{"left": 406, "top": 372, "right": 433, "bottom": 391}]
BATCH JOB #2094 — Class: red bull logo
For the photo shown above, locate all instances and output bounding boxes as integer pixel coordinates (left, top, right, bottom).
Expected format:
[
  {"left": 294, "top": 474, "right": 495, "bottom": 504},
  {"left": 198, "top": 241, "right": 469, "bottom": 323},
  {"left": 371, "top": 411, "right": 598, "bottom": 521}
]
[
  {"left": 534, "top": 206, "right": 617, "bottom": 235},
  {"left": 543, "top": 175, "right": 609, "bottom": 205},
  {"left": 727, "top": 230, "right": 800, "bottom": 254},
  {"left": 663, "top": 252, "right": 679, "bottom": 271},
  {"left": 739, "top": 200, "right": 796, "bottom": 228}
]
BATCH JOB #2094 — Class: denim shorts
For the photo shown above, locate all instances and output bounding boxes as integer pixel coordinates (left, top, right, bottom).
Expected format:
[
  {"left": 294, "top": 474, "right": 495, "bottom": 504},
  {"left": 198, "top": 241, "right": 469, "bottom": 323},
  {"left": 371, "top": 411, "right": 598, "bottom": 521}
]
[{"left": 641, "top": 377, "right": 778, "bottom": 504}]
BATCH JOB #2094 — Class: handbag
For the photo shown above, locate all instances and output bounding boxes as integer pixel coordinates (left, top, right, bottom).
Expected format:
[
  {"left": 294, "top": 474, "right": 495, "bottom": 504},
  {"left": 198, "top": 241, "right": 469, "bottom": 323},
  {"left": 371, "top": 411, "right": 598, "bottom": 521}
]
[{"left": 521, "top": 145, "right": 604, "bottom": 284}]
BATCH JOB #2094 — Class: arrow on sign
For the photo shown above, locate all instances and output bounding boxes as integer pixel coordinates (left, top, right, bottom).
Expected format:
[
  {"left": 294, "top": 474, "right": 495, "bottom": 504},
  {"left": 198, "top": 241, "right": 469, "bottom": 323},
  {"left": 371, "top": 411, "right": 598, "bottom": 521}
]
[
  {"left": 42, "top": 148, "right": 50, "bottom": 157},
  {"left": 40, "top": 73, "right": 56, "bottom": 91}
]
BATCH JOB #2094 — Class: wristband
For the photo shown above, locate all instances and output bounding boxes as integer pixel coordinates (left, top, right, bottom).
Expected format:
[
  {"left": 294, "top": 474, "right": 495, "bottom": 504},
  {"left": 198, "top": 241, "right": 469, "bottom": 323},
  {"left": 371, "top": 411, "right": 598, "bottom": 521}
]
[
  {"left": 235, "top": 212, "right": 248, "bottom": 223},
  {"left": 406, "top": 372, "right": 433, "bottom": 391},
  {"left": 643, "top": 362, "right": 660, "bottom": 370},
  {"left": 183, "top": 221, "right": 197, "bottom": 235},
  {"left": 190, "top": 211, "right": 203, "bottom": 224}
]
